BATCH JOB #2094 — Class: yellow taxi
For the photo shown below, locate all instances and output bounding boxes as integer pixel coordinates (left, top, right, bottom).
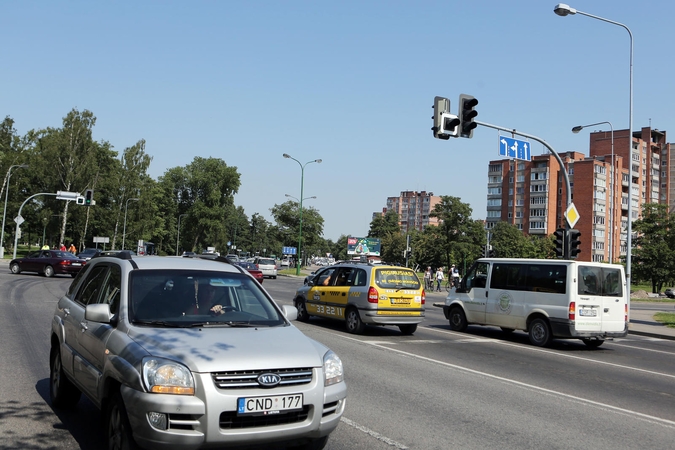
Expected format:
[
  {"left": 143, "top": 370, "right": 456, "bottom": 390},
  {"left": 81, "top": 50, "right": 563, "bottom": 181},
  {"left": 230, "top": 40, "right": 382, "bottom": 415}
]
[{"left": 293, "top": 262, "right": 425, "bottom": 334}]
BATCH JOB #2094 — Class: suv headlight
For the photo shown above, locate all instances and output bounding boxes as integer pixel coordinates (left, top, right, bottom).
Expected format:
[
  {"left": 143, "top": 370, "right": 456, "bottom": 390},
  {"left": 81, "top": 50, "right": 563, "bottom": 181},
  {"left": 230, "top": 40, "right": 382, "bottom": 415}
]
[
  {"left": 323, "top": 350, "right": 344, "bottom": 386},
  {"left": 142, "top": 357, "right": 195, "bottom": 395}
]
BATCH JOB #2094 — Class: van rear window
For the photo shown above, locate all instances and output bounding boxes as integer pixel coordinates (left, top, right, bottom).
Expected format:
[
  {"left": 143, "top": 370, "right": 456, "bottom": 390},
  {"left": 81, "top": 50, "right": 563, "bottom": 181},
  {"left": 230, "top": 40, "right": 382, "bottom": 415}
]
[
  {"left": 375, "top": 269, "right": 421, "bottom": 290},
  {"left": 577, "top": 266, "right": 623, "bottom": 297}
]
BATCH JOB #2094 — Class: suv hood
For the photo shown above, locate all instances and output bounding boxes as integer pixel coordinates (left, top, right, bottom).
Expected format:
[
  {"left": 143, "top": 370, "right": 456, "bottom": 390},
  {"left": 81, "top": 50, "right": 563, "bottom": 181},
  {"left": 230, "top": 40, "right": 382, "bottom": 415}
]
[{"left": 127, "top": 325, "right": 326, "bottom": 373}]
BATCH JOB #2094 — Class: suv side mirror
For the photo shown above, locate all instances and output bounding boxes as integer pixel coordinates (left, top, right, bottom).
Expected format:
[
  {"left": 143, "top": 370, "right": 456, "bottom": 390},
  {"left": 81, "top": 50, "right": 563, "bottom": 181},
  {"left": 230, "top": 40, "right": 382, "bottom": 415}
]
[{"left": 85, "top": 303, "right": 114, "bottom": 323}]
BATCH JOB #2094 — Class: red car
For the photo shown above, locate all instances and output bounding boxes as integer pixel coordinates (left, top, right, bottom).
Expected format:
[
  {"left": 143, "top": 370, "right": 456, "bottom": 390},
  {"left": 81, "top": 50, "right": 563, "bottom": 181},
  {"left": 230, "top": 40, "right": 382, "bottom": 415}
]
[
  {"left": 10, "top": 250, "right": 86, "bottom": 277},
  {"left": 235, "top": 261, "right": 264, "bottom": 284}
]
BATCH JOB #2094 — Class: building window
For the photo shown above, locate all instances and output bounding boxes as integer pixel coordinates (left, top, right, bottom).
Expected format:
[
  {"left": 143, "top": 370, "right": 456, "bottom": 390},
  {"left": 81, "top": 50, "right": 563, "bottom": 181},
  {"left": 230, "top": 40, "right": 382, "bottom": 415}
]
[
  {"left": 489, "top": 164, "right": 502, "bottom": 172},
  {"left": 530, "top": 209, "right": 546, "bottom": 217},
  {"left": 531, "top": 197, "right": 547, "bottom": 205},
  {"left": 487, "top": 199, "right": 502, "bottom": 207},
  {"left": 531, "top": 172, "right": 547, "bottom": 180},
  {"left": 529, "top": 221, "right": 546, "bottom": 229}
]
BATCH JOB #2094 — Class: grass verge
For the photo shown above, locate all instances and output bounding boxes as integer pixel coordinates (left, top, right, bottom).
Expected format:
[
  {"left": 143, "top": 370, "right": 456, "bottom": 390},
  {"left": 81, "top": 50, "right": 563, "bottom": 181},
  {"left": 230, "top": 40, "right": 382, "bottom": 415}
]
[{"left": 654, "top": 312, "right": 675, "bottom": 328}]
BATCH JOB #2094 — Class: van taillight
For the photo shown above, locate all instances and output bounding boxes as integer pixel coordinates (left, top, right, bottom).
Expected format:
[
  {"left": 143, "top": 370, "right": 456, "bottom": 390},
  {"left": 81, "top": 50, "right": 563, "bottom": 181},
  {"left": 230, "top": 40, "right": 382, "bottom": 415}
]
[
  {"left": 569, "top": 302, "right": 576, "bottom": 321},
  {"left": 625, "top": 304, "right": 628, "bottom": 323},
  {"left": 368, "top": 287, "right": 379, "bottom": 303},
  {"left": 421, "top": 289, "right": 426, "bottom": 305}
]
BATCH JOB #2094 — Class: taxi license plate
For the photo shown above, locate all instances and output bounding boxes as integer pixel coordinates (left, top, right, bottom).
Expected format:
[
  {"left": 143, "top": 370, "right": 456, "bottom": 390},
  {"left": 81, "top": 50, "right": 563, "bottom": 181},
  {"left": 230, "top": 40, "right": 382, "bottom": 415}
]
[
  {"left": 237, "top": 394, "right": 303, "bottom": 416},
  {"left": 579, "top": 308, "right": 597, "bottom": 317},
  {"left": 389, "top": 298, "right": 410, "bottom": 305}
]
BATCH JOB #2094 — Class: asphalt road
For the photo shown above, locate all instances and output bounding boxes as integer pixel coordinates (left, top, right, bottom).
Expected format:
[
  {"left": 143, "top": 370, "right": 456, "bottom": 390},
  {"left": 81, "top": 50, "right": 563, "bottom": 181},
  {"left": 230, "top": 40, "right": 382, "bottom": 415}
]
[{"left": 1, "top": 272, "right": 675, "bottom": 449}]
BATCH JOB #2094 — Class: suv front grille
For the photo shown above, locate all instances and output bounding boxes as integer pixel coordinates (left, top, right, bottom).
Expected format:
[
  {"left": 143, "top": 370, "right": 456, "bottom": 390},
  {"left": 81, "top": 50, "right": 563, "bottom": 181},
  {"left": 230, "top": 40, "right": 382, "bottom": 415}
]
[
  {"left": 211, "top": 368, "right": 314, "bottom": 390},
  {"left": 219, "top": 406, "right": 311, "bottom": 429}
]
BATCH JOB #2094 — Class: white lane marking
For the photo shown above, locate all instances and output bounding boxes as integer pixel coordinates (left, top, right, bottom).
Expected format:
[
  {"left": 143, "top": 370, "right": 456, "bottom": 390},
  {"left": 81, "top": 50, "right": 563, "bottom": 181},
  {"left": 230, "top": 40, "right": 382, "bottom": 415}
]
[
  {"left": 423, "top": 326, "right": 675, "bottom": 380},
  {"left": 335, "top": 333, "right": 675, "bottom": 429},
  {"left": 610, "top": 342, "right": 675, "bottom": 354},
  {"left": 340, "top": 417, "right": 408, "bottom": 449}
]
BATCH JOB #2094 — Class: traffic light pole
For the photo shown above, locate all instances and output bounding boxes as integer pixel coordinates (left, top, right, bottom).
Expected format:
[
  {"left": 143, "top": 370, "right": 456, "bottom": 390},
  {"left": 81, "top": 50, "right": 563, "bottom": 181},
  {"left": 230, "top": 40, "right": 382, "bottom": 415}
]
[{"left": 475, "top": 120, "right": 572, "bottom": 216}]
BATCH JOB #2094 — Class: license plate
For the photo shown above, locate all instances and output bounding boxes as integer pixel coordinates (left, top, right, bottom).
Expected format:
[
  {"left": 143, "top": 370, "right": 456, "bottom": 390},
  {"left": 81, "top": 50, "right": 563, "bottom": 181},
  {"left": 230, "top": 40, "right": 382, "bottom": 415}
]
[
  {"left": 390, "top": 298, "right": 410, "bottom": 304},
  {"left": 237, "top": 394, "right": 303, "bottom": 416},
  {"left": 72, "top": 263, "right": 81, "bottom": 266},
  {"left": 579, "top": 308, "right": 597, "bottom": 317}
]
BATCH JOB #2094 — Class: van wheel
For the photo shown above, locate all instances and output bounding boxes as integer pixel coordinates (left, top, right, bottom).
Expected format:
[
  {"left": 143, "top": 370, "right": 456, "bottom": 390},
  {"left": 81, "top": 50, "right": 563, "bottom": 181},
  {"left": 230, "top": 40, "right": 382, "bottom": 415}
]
[
  {"left": 50, "top": 345, "right": 81, "bottom": 409},
  {"left": 448, "top": 306, "right": 467, "bottom": 332},
  {"left": 295, "top": 299, "right": 310, "bottom": 322},
  {"left": 399, "top": 324, "right": 417, "bottom": 335},
  {"left": 500, "top": 327, "right": 515, "bottom": 333},
  {"left": 345, "top": 308, "right": 365, "bottom": 334},
  {"left": 582, "top": 339, "right": 604, "bottom": 348},
  {"left": 106, "top": 391, "right": 139, "bottom": 450},
  {"left": 528, "top": 318, "right": 552, "bottom": 347}
]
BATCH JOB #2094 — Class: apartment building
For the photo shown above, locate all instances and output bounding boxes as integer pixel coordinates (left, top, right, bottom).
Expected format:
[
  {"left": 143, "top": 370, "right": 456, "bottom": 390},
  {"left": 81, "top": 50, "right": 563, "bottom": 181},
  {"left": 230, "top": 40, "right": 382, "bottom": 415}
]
[
  {"left": 485, "top": 126, "right": 671, "bottom": 262},
  {"left": 375, "top": 191, "right": 441, "bottom": 233}
]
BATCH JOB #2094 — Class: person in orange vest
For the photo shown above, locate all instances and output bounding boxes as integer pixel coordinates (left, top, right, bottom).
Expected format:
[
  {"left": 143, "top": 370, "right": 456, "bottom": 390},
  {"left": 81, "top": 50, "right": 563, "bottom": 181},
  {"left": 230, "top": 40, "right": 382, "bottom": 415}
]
[{"left": 68, "top": 243, "right": 77, "bottom": 254}]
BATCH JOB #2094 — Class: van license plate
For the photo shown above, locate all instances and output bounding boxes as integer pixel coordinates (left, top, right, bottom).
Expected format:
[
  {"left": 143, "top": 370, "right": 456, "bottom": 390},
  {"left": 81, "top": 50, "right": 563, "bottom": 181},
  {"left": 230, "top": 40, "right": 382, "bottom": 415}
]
[
  {"left": 237, "top": 394, "right": 303, "bottom": 416},
  {"left": 579, "top": 309, "right": 597, "bottom": 317}
]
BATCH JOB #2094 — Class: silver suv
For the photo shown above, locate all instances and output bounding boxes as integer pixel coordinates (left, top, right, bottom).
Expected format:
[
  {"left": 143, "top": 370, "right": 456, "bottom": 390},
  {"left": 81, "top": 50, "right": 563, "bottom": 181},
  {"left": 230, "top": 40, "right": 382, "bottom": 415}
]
[{"left": 49, "top": 252, "right": 346, "bottom": 449}]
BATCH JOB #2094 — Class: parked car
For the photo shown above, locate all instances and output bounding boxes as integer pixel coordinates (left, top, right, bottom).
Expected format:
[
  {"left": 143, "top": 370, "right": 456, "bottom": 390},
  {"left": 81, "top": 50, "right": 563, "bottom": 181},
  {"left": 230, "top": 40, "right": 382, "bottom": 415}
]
[
  {"left": 235, "top": 261, "right": 264, "bottom": 284},
  {"left": 10, "top": 250, "right": 87, "bottom": 277},
  {"left": 253, "top": 257, "right": 278, "bottom": 279},
  {"left": 293, "top": 261, "right": 425, "bottom": 335},
  {"left": 665, "top": 288, "right": 675, "bottom": 299},
  {"left": 49, "top": 252, "right": 346, "bottom": 450},
  {"left": 76, "top": 248, "right": 101, "bottom": 261},
  {"left": 181, "top": 251, "right": 197, "bottom": 257}
]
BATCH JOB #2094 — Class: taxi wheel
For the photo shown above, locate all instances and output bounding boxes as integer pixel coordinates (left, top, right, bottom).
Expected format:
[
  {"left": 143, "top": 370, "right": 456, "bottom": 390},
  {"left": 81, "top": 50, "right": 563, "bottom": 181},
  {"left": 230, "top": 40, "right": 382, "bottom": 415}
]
[
  {"left": 345, "top": 308, "right": 365, "bottom": 334},
  {"left": 448, "top": 306, "right": 467, "bottom": 332},
  {"left": 528, "top": 318, "right": 552, "bottom": 347},
  {"left": 295, "top": 299, "right": 310, "bottom": 322},
  {"left": 398, "top": 324, "right": 417, "bottom": 335}
]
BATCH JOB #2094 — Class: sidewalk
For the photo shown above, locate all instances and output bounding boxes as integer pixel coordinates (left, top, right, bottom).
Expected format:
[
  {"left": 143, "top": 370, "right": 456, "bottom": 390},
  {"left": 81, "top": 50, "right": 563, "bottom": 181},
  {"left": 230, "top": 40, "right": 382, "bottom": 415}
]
[{"left": 425, "top": 289, "right": 675, "bottom": 341}]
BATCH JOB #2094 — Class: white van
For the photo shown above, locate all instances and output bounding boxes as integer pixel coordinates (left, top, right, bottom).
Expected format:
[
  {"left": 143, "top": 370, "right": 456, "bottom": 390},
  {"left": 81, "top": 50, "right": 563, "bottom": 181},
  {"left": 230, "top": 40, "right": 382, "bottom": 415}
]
[{"left": 442, "top": 258, "right": 628, "bottom": 347}]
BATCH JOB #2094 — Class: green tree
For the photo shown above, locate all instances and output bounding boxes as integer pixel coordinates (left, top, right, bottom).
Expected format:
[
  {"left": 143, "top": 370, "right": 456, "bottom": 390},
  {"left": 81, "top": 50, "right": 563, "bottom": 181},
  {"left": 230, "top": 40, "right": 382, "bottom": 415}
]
[
  {"left": 632, "top": 203, "right": 674, "bottom": 293},
  {"left": 368, "top": 210, "right": 404, "bottom": 264},
  {"left": 429, "top": 196, "right": 485, "bottom": 270},
  {"left": 270, "top": 200, "right": 324, "bottom": 263}
]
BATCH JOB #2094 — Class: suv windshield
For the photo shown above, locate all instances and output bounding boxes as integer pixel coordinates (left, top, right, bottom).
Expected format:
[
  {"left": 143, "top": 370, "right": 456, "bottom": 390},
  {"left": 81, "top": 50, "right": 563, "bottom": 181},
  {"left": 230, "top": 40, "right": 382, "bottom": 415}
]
[
  {"left": 129, "top": 270, "right": 285, "bottom": 327},
  {"left": 374, "top": 268, "right": 421, "bottom": 289}
]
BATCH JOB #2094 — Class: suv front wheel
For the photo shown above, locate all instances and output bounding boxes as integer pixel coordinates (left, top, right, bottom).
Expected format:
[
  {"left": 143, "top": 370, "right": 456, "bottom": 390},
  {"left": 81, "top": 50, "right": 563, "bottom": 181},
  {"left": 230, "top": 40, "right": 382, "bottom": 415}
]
[
  {"left": 106, "top": 391, "right": 139, "bottom": 450},
  {"left": 50, "top": 346, "right": 81, "bottom": 409}
]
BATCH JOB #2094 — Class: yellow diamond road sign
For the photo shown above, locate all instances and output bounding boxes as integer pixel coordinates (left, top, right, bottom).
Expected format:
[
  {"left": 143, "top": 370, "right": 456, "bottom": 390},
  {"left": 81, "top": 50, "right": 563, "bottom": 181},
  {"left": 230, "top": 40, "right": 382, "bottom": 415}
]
[{"left": 565, "top": 203, "right": 580, "bottom": 228}]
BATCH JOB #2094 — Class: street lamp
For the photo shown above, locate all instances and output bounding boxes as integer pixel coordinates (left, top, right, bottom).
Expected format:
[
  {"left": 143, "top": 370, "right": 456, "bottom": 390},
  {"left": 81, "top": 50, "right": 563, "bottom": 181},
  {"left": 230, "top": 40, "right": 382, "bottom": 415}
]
[
  {"left": 572, "top": 122, "right": 614, "bottom": 263},
  {"left": 122, "top": 198, "right": 139, "bottom": 250},
  {"left": 283, "top": 153, "right": 322, "bottom": 275},
  {"left": 1, "top": 164, "right": 28, "bottom": 258},
  {"left": 554, "top": 3, "right": 633, "bottom": 294},
  {"left": 285, "top": 194, "right": 317, "bottom": 202},
  {"left": 176, "top": 213, "right": 187, "bottom": 256}
]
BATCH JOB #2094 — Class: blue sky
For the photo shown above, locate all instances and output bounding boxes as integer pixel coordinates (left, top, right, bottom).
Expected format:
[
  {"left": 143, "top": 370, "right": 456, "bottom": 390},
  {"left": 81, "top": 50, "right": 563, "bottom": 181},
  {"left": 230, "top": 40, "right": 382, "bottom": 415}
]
[{"left": 2, "top": 1, "right": 673, "bottom": 241}]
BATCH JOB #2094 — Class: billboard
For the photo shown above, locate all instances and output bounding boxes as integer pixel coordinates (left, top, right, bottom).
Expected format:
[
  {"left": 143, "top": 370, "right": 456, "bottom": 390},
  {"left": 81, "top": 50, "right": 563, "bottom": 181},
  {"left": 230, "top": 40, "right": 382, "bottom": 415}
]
[{"left": 347, "top": 237, "right": 381, "bottom": 256}]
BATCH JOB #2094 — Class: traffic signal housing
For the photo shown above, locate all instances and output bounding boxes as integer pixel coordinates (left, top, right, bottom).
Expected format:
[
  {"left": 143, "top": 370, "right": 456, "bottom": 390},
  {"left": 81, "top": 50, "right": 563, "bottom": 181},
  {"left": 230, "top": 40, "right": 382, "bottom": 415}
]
[
  {"left": 432, "top": 96, "right": 458, "bottom": 140},
  {"left": 554, "top": 228, "right": 566, "bottom": 259},
  {"left": 84, "top": 189, "right": 94, "bottom": 206},
  {"left": 568, "top": 229, "right": 581, "bottom": 259},
  {"left": 458, "top": 94, "right": 478, "bottom": 138}
]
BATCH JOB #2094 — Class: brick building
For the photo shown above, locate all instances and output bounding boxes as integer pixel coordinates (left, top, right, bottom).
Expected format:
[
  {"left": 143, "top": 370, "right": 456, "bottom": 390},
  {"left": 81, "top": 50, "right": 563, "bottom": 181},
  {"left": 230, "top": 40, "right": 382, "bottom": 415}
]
[{"left": 374, "top": 191, "right": 441, "bottom": 233}]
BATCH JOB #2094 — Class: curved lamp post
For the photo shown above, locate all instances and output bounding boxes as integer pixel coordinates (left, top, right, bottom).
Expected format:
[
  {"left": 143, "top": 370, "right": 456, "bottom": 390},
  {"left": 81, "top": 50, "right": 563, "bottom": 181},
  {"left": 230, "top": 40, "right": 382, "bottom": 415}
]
[
  {"left": 572, "top": 122, "right": 614, "bottom": 263},
  {"left": 283, "top": 153, "right": 321, "bottom": 275},
  {"left": 122, "top": 198, "right": 139, "bottom": 250},
  {"left": 554, "top": 3, "right": 633, "bottom": 296},
  {"left": 176, "top": 213, "right": 187, "bottom": 256},
  {"left": 1, "top": 164, "right": 28, "bottom": 258}
]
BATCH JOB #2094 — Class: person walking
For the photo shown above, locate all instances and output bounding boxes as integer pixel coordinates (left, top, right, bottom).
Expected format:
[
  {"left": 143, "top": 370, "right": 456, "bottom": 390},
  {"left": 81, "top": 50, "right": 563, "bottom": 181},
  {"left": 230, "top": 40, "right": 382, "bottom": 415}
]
[
  {"left": 451, "top": 264, "right": 460, "bottom": 288},
  {"left": 423, "top": 267, "right": 432, "bottom": 291},
  {"left": 68, "top": 243, "right": 77, "bottom": 254},
  {"left": 435, "top": 267, "right": 444, "bottom": 292}
]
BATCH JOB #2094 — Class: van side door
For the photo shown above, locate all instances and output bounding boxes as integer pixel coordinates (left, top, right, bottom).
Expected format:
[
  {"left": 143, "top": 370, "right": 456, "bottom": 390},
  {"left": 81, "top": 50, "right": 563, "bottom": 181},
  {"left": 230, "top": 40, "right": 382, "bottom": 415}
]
[{"left": 458, "top": 262, "right": 489, "bottom": 324}]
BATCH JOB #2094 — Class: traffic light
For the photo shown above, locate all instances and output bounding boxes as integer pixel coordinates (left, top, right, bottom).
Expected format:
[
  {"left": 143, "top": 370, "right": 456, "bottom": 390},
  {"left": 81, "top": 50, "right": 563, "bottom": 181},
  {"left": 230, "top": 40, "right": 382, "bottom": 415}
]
[
  {"left": 568, "top": 229, "right": 581, "bottom": 259},
  {"left": 84, "top": 189, "right": 94, "bottom": 206},
  {"left": 432, "top": 96, "right": 456, "bottom": 140},
  {"left": 488, "top": 248, "right": 496, "bottom": 258},
  {"left": 554, "top": 228, "right": 566, "bottom": 258},
  {"left": 458, "top": 94, "right": 478, "bottom": 138}
]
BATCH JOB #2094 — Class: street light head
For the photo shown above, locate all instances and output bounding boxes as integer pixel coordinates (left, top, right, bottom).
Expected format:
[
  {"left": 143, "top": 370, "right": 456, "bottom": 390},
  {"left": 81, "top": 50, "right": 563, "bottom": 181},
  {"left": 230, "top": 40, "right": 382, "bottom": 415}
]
[
  {"left": 19, "top": 164, "right": 29, "bottom": 169},
  {"left": 571, "top": 126, "right": 584, "bottom": 133},
  {"left": 553, "top": 3, "right": 576, "bottom": 16},
  {"left": 283, "top": 153, "right": 291, "bottom": 159},
  {"left": 315, "top": 159, "right": 322, "bottom": 164}
]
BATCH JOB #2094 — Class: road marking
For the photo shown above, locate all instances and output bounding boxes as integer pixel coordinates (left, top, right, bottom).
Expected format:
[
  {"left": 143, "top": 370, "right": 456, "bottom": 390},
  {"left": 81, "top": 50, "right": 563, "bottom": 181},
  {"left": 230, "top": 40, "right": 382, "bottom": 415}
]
[
  {"left": 337, "top": 333, "right": 675, "bottom": 429},
  {"left": 610, "top": 342, "right": 675, "bottom": 355},
  {"left": 340, "top": 417, "right": 408, "bottom": 449},
  {"left": 423, "top": 326, "right": 675, "bottom": 380}
]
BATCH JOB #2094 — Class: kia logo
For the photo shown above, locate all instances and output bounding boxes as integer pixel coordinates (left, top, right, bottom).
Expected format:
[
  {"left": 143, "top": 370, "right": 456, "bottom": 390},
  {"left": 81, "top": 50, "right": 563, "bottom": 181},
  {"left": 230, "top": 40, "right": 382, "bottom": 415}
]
[{"left": 257, "top": 373, "right": 281, "bottom": 387}]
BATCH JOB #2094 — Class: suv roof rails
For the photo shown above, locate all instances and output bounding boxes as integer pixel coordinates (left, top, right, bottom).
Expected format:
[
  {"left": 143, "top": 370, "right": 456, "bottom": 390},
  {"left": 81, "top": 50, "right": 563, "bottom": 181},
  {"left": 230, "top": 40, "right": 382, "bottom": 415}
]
[{"left": 93, "top": 250, "right": 135, "bottom": 260}]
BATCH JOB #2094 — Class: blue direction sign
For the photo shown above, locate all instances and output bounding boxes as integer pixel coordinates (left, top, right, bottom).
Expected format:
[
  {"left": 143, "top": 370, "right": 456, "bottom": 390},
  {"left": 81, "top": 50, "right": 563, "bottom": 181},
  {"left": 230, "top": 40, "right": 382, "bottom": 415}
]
[
  {"left": 282, "top": 246, "right": 297, "bottom": 255},
  {"left": 499, "top": 136, "right": 531, "bottom": 161}
]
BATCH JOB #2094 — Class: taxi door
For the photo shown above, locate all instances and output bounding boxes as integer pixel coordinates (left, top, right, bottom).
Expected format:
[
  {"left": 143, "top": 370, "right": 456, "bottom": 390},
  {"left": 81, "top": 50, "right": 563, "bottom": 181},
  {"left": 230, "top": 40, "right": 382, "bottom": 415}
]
[{"left": 306, "top": 267, "right": 350, "bottom": 320}]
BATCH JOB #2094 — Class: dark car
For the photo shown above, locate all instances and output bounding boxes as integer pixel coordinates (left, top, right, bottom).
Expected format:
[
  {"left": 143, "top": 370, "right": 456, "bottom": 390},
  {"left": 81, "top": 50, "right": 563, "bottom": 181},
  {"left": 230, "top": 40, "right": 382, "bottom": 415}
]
[
  {"left": 10, "top": 250, "right": 86, "bottom": 277},
  {"left": 665, "top": 288, "right": 675, "bottom": 299},
  {"left": 235, "top": 261, "right": 264, "bottom": 284},
  {"left": 76, "top": 248, "right": 101, "bottom": 261}
]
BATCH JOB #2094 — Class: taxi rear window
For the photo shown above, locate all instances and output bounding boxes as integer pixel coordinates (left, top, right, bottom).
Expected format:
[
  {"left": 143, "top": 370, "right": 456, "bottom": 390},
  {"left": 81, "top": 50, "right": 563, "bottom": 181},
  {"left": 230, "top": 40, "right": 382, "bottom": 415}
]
[{"left": 375, "top": 268, "right": 421, "bottom": 290}]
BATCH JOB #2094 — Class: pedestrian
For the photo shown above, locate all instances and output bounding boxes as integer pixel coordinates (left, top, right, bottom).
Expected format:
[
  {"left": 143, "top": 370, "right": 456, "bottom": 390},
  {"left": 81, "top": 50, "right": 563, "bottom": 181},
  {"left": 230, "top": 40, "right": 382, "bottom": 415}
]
[
  {"left": 435, "top": 267, "right": 444, "bottom": 292},
  {"left": 451, "top": 264, "right": 460, "bottom": 288},
  {"left": 59, "top": 243, "right": 66, "bottom": 251},
  {"left": 68, "top": 243, "right": 77, "bottom": 254},
  {"left": 423, "top": 267, "right": 432, "bottom": 291},
  {"left": 41, "top": 243, "right": 49, "bottom": 250}
]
